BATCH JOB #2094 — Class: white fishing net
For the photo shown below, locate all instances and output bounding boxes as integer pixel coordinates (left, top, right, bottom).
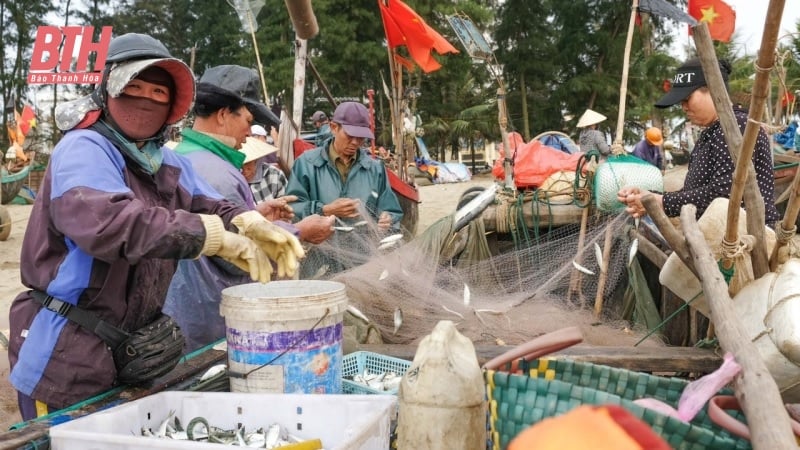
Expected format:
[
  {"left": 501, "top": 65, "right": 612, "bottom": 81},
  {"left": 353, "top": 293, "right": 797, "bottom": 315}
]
[{"left": 300, "top": 190, "right": 663, "bottom": 349}]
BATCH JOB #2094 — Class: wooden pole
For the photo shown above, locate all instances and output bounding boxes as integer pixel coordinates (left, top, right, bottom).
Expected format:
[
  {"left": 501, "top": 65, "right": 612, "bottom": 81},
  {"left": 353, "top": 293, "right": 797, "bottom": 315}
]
[
  {"left": 681, "top": 204, "right": 797, "bottom": 449},
  {"left": 641, "top": 193, "right": 698, "bottom": 277},
  {"left": 568, "top": 206, "right": 591, "bottom": 306},
  {"left": 280, "top": 37, "right": 307, "bottom": 168},
  {"left": 246, "top": 9, "right": 269, "bottom": 102},
  {"left": 593, "top": 225, "right": 613, "bottom": 317},
  {"left": 385, "top": 41, "right": 406, "bottom": 183},
  {"left": 498, "top": 85, "right": 515, "bottom": 193},
  {"left": 692, "top": 24, "right": 770, "bottom": 277},
  {"left": 611, "top": 0, "right": 639, "bottom": 154},
  {"left": 306, "top": 58, "right": 338, "bottom": 109},
  {"left": 770, "top": 167, "right": 800, "bottom": 269}
]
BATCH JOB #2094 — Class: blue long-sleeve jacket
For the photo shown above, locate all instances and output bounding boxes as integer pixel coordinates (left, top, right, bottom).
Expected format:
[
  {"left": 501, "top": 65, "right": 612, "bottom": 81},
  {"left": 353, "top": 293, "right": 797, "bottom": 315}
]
[{"left": 8, "top": 129, "right": 246, "bottom": 408}]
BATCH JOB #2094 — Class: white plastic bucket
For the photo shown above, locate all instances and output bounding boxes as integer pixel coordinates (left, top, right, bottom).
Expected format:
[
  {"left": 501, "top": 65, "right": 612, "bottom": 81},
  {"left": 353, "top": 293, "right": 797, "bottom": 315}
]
[{"left": 220, "top": 280, "right": 348, "bottom": 394}]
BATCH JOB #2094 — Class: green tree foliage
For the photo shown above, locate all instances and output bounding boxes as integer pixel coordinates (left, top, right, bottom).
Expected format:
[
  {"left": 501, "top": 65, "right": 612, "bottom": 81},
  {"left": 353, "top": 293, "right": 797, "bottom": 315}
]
[{"left": 494, "top": 0, "right": 688, "bottom": 143}]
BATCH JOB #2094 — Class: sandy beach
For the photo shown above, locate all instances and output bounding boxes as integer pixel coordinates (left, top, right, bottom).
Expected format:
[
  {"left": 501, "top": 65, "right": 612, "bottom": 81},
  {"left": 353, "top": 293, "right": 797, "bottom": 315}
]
[{"left": 0, "top": 173, "right": 495, "bottom": 430}]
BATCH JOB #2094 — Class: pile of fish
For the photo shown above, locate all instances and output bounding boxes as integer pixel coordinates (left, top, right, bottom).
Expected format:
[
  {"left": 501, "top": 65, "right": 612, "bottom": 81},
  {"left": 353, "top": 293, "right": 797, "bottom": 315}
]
[
  {"left": 140, "top": 412, "right": 323, "bottom": 448},
  {"left": 347, "top": 370, "right": 403, "bottom": 392}
]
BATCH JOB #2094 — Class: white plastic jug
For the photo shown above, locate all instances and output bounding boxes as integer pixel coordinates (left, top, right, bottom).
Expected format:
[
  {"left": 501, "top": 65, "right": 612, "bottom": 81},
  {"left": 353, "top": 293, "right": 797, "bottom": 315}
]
[
  {"left": 396, "top": 320, "right": 487, "bottom": 450},
  {"left": 733, "top": 259, "right": 800, "bottom": 401}
]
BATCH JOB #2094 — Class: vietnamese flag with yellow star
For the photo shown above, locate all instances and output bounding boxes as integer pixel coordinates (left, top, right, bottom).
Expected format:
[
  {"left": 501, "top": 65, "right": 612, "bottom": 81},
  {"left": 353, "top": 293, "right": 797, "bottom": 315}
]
[
  {"left": 688, "top": 0, "right": 735, "bottom": 42},
  {"left": 18, "top": 105, "right": 36, "bottom": 136}
]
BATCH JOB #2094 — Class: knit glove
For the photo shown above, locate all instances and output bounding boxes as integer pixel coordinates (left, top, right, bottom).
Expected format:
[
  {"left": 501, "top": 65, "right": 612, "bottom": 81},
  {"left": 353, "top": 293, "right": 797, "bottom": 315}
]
[
  {"left": 231, "top": 211, "right": 305, "bottom": 278},
  {"left": 199, "top": 214, "right": 272, "bottom": 283}
]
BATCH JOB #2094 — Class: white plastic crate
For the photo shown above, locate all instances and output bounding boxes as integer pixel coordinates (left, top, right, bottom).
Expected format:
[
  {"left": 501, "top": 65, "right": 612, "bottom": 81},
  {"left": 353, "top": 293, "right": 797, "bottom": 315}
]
[{"left": 49, "top": 391, "right": 396, "bottom": 450}]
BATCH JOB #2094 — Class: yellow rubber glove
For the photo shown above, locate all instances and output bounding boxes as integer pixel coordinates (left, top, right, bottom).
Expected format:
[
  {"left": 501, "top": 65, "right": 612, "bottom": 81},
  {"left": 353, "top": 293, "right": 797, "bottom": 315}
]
[
  {"left": 231, "top": 211, "right": 305, "bottom": 278},
  {"left": 198, "top": 214, "right": 272, "bottom": 283}
]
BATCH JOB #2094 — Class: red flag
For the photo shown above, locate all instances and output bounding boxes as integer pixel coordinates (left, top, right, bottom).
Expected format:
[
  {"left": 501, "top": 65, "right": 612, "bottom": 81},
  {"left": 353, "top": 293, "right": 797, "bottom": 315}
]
[
  {"left": 393, "top": 54, "right": 415, "bottom": 71},
  {"left": 688, "top": 0, "right": 735, "bottom": 42},
  {"left": 378, "top": 0, "right": 458, "bottom": 73},
  {"left": 18, "top": 105, "right": 36, "bottom": 136}
]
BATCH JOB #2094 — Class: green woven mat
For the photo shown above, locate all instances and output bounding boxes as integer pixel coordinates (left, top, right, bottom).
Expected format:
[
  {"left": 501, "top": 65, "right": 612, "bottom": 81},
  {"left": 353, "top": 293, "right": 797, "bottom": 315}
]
[{"left": 486, "top": 358, "right": 751, "bottom": 450}]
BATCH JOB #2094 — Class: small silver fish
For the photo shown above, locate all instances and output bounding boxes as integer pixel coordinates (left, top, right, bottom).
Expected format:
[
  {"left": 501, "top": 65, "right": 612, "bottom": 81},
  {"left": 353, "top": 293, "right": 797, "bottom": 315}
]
[
  {"left": 628, "top": 238, "right": 639, "bottom": 266},
  {"left": 353, "top": 220, "right": 368, "bottom": 227},
  {"left": 333, "top": 226, "right": 354, "bottom": 232},
  {"left": 594, "top": 242, "right": 604, "bottom": 272},
  {"left": 371, "top": 190, "right": 379, "bottom": 199},
  {"left": 463, "top": 284, "right": 471, "bottom": 306},
  {"left": 379, "top": 233, "right": 404, "bottom": 245},
  {"left": 379, "top": 269, "right": 389, "bottom": 280},
  {"left": 572, "top": 260, "right": 595, "bottom": 276},
  {"left": 157, "top": 410, "right": 175, "bottom": 438},
  {"left": 311, "top": 264, "right": 329, "bottom": 279},
  {"left": 200, "top": 364, "right": 227, "bottom": 381},
  {"left": 264, "top": 423, "right": 281, "bottom": 448},
  {"left": 347, "top": 305, "right": 370, "bottom": 323},
  {"left": 393, "top": 307, "right": 403, "bottom": 334}
]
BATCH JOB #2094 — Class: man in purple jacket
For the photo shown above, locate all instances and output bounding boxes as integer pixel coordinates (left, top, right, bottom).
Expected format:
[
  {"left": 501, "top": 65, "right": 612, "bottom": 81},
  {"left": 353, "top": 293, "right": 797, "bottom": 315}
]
[{"left": 7, "top": 33, "right": 303, "bottom": 419}]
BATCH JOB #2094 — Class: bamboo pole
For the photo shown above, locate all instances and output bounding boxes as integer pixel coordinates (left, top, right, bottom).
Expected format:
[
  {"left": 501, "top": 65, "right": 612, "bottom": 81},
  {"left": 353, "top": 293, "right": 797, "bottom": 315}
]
[
  {"left": 568, "top": 206, "right": 591, "bottom": 306},
  {"left": 306, "top": 58, "right": 338, "bottom": 109},
  {"left": 692, "top": 24, "right": 771, "bottom": 277},
  {"left": 770, "top": 166, "right": 800, "bottom": 269},
  {"left": 681, "top": 204, "right": 797, "bottom": 449},
  {"left": 246, "top": 9, "right": 269, "bottom": 102},
  {"left": 593, "top": 225, "right": 614, "bottom": 317},
  {"left": 570, "top": 0, "right": 638, "bottom": 310},
  {"left": 498, "top": 85, "right": 515, "bottom": 193},
  {"left": 611, "top": 0, "right": 639, "bottom": 153}
]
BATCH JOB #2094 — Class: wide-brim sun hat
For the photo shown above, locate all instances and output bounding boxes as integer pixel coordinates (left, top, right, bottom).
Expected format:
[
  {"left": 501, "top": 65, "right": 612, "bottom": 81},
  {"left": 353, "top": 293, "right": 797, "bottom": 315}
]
[
  {"left": 239, "top": 136, "right": 278, "bottom": 163},
  {"left": 55, "top": 58, "right": 195, "bottom": 131},
  {"left": 576, "top": 109, "right": 607, "bottom": 128}
]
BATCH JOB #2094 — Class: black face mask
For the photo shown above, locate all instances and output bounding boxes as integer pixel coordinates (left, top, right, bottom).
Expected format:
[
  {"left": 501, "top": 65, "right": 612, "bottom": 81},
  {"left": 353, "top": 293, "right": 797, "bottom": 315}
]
[{"left": 106, "top": 93, "right": 170, "bottom": 141}]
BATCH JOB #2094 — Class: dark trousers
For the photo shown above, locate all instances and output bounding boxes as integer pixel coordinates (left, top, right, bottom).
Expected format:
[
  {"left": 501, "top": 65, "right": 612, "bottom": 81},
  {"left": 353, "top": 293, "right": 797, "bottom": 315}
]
[{"left": 17, "top": 391, "right": 51, "bottom": 421}]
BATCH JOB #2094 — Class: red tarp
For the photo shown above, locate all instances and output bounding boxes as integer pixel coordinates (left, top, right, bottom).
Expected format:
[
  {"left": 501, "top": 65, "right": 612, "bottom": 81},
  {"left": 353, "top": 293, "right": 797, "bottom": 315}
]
[{"left": 493, "top": 136, "right": 584, "bottom": 189}]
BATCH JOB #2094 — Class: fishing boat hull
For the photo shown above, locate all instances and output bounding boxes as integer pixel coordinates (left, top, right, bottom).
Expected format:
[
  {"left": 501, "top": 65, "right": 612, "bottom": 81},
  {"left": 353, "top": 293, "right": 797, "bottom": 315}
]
[
  {"left": 1, "top": 164, "right": 31, "bottom": 205},
  {"left": 387, "top": 169, "right": 419, "bottom": 238}
]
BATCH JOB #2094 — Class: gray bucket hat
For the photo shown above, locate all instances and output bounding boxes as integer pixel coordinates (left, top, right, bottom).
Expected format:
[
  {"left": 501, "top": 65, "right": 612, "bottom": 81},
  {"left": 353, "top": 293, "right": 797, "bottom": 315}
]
[
  {"left": 55, "top": 58, "right": 195, "bottom": 131},
  {"left": 197, "top": 65, "right": 280, "bottom": 127}
]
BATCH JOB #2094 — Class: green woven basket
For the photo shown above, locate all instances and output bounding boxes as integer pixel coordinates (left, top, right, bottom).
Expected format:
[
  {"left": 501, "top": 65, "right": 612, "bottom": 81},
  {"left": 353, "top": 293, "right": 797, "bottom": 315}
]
[{"left": 486, "top": 358, "right": 751, "bottom": 450}]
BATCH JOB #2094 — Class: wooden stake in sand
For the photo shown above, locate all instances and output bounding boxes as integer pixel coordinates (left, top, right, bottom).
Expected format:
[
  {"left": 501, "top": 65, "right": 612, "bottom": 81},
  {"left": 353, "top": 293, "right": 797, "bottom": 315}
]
[{"left": 681, "top": 203, "right": 796, "bottom": 449}]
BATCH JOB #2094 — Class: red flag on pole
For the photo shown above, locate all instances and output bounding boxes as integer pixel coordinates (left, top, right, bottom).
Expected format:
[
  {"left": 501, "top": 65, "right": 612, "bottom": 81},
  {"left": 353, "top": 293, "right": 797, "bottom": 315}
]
[
  {"left": 378, "top": 0, "right": 458, "bottom": 73},
  {"left": 18, "top": 105, "right": 36, "bottom": 136},
  {"left": 688, "top": 0, "right": 735, "bottom": 42}
]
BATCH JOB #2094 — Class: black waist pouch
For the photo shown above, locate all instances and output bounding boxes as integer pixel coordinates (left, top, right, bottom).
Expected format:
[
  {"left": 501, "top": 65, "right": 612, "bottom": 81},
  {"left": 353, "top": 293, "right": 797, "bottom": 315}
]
[
  {"left": 31, "top": 290, "right": 185, "bottom": 385},
  {"left": 113, "top": 313, "right": 186, "bottom": 385}
]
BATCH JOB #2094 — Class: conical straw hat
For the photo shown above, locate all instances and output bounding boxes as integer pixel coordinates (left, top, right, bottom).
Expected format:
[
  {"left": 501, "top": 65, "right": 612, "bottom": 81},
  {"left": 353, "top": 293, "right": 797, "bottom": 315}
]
[{"left": 576, "top": 109, "right": 607, "bottom": 128}]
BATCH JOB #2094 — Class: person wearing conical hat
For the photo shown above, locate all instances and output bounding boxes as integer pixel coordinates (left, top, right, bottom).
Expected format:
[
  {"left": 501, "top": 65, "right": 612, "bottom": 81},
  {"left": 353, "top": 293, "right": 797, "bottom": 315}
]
[{"left": 576, "top": 108, "right": 610, "bottom": 156}]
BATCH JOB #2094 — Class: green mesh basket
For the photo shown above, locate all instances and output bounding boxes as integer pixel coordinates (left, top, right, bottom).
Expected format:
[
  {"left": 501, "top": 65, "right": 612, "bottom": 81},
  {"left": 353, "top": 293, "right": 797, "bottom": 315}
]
[
  {"left": 486, "top": 358, "right": 751, "bottom": 450},
  {"left": 594, "top": 154, "right": 664, "bottom": 212}
]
